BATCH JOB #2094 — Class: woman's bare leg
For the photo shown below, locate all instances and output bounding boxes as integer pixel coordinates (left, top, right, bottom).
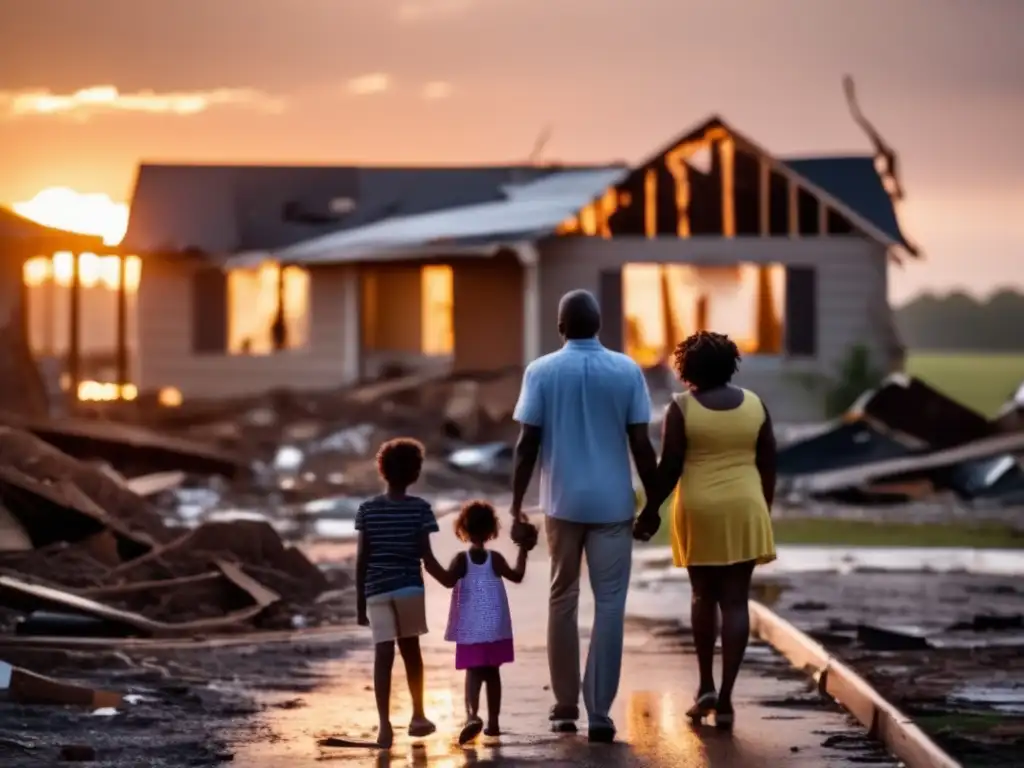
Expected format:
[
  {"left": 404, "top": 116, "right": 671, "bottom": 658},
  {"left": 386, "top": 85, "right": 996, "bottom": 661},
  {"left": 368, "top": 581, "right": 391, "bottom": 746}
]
[
  {"left": 686, "top": 566, "right": 719, "bottom": 699},
  {"left": 716, "top": 560, "right": 756, "bottom": 713}
]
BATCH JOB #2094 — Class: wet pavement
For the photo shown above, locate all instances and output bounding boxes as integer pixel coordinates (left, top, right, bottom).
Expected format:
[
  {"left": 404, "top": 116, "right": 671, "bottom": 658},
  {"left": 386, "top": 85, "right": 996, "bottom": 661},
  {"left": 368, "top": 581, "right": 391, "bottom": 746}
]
[
  {"left": 233, "top": 520, "right": 895, "bottom": 767},
  {"left": 634, "top": 549, "right": 1024, "bottom": 766}
]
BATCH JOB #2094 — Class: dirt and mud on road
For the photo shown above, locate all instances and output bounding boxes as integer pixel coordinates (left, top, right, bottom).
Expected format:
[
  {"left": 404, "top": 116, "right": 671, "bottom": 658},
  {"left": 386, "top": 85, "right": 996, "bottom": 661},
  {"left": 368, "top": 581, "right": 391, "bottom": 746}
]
[
  {"left": 634, "top": 562, "right": 1024, "bottom": 767},
  {"left": 0, "top": 636, "right": 356, "bottom": 767},
  {"left": 3, "top": 522, "right": 901, "bottom": 768},
  {"left": 766, "top": 571, "right": 1024, "bottom": 767}
]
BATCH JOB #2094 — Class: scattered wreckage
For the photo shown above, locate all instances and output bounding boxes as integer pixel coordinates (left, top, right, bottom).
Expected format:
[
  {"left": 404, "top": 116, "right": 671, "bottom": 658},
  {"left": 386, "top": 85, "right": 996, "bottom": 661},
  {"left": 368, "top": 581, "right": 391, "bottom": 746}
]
[
  {"left": 0, "top": 367, "right": 525, "bottom": 713},
  {"left": 777, "top": 373, "right": 1024, "bottom": 507},
  {"left": 1, "top": 363, "right": 1019, "bottom": 718}
]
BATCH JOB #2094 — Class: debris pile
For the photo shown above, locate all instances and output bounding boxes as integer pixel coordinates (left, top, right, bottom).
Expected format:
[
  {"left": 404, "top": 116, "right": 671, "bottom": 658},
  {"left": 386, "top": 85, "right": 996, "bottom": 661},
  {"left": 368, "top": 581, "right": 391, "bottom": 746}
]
[
  {"left": 0, "top": 426, "right": 349, "bottom": 642},
  {"left": 142, "top": 367, "right": 523, "bottom": 499},
  {"left": 778, "top": 374, "right": 1024, "bottom": 508}
]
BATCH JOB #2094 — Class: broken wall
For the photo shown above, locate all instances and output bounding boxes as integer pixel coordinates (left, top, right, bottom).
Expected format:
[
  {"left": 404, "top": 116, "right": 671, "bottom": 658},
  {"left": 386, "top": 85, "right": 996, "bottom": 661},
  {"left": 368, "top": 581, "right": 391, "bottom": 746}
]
[{"left": 537, "top": 236, "right": 891, "bottom": 423}]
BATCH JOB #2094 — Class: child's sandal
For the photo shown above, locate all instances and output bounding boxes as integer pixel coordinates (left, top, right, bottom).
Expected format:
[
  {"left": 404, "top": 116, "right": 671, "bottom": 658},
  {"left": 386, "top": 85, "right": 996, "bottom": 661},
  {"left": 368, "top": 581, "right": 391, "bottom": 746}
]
[
  {"left": 458, "top": 717, "right": 484, "bottom": 745},
  {"left": 408, "top": 717, "right": 437, "bottom": 739}
]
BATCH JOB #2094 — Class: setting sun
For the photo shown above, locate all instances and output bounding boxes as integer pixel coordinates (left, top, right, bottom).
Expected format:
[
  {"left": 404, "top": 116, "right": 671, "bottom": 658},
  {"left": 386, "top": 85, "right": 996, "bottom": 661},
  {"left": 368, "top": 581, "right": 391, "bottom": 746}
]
[{"left": 12, "top": 187, "right": 129, "bottom": 247}]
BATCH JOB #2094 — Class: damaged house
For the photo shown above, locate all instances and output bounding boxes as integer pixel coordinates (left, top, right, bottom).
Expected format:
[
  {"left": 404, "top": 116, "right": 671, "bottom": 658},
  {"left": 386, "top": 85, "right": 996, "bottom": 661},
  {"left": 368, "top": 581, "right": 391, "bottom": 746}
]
[{"left": 21, "top": 115, "right": 917, "bottom": 422}]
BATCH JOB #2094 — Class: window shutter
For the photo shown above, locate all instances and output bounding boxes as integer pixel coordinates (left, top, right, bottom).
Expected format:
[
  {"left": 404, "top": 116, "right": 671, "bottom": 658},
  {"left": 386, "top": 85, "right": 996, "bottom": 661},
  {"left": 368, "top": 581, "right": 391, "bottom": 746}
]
[
  {"left": 785, "top": 266, "right": 817, "bottom": 357},
  {"left": 191, "top": 266, "right": 228, "bottom": 354},
  {"left": 599, "top": 268, "right": 624, "bottom": 352}
]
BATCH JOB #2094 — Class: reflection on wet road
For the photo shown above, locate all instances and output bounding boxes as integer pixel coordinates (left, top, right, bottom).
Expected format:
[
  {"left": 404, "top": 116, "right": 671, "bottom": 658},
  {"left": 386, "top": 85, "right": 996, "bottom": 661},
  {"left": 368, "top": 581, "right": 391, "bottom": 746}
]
[{"left": 235, "top": 520, "right": 894, "bottom": 767}]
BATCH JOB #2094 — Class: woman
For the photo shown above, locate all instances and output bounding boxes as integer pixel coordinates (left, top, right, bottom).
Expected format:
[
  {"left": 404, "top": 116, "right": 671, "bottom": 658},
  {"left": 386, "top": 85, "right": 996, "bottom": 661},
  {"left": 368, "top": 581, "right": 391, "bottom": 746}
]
[{"left": 635, "top": 331, "right": 777, "bottom": 729}]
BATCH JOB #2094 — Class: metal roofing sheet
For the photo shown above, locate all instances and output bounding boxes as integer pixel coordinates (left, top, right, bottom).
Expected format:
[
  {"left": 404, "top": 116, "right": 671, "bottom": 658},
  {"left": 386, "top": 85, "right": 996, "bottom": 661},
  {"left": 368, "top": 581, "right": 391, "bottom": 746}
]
[{"left": 278, "top": 168, "right": 628, "bottom": 265}]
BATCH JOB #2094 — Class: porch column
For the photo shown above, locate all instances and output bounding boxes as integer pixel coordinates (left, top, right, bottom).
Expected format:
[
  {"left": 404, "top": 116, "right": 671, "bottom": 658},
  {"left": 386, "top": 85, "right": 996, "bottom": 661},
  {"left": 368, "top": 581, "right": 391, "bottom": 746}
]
[
  {"left": 340, "top": 265, "right": 361, "bottom": 384},
  {"left": 67, "top": 252, "right": 81, "bottom": 401},
  {"left": 516, "top": 243, "right": 540, "bottom": 365},
  {"left": 116, "top": 254, "right": 129, "bottom": 390}
]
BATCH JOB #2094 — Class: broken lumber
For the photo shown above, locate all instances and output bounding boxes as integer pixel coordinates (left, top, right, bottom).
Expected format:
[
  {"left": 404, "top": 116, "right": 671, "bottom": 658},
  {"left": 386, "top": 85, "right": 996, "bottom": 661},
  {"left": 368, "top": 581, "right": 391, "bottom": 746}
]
[
  {"left": 123, "top": 471, "right": 186, "bottom": 498},
  {"left": 0, "top": 574, "right": 275, "bottom": 638},
  {"left": 789, "top": 431, "right": 1024, "bottom": 495},
  {"left": 0, "top": 414, "right": 246, "bottom": 479},
  {"left": 0, "top": 659, "right": 122, "bottom": 708}
]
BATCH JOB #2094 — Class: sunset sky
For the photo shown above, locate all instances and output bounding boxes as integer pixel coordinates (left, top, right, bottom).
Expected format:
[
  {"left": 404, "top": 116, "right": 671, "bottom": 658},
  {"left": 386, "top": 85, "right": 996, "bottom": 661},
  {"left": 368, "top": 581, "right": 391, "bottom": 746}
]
[{"left": 2, "top": 0, "right": 1021, "bottom": 303}]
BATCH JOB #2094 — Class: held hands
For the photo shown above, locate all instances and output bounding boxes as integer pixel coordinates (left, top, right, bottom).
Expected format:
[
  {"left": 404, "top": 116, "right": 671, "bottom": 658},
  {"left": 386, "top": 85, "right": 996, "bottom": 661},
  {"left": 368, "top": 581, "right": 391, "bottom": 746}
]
[
  {"left": 632, "top": 505, "right": 661, "bottom": 542},
  {"left": 509, "top": 509, "right": 539, "bottom": 552}
]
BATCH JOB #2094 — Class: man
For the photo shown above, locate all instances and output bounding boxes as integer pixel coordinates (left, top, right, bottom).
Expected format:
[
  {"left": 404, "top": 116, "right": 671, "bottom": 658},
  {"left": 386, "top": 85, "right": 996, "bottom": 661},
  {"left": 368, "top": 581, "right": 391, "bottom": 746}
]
[{"left": 509, "top": 289, "right": 659, "bottom": 743}]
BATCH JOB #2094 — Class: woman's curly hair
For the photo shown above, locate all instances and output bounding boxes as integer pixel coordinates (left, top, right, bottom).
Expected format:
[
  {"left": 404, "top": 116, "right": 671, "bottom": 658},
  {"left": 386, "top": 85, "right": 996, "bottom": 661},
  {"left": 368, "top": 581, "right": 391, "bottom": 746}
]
[
  {"left": 453, "top": 499, "right": 500, "bottom": 543},
  {"left": 672, "top": 331, "right": 741, "bottom": 391}
]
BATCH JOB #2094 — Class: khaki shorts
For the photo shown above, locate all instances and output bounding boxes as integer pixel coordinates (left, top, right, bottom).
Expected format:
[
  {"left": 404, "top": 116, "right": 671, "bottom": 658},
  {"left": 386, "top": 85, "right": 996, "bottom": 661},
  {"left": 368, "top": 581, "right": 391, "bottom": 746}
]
[{"left": 366, "top": 589, "right": 428, "bottom": 645}]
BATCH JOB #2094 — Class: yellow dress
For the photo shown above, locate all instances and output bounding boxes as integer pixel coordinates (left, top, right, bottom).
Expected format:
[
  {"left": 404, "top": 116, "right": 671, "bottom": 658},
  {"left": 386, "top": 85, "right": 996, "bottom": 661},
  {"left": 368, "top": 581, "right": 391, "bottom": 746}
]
[{"left": 670, "top": 389, "right": 776, "bottom": 568}]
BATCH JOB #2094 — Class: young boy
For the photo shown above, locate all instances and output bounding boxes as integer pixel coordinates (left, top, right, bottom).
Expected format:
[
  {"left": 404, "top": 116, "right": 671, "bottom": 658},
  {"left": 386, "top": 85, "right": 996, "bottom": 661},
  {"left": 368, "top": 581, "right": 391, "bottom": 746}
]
[{"left": 356, "top": 438, "right": 452, "bottom": 748}]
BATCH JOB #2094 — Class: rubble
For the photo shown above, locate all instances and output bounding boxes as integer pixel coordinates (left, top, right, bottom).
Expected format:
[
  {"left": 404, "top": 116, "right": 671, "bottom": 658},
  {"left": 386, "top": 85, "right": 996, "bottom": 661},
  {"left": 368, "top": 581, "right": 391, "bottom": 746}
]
[
  {"left": 778, "top": 374, "right": 1024, "bottom": 506},
  {"left": 0, "top": 425, "right": 349, "bottom": 643},
  {"left": 0, "top": 414, "right": 246, "bottom": 479}
]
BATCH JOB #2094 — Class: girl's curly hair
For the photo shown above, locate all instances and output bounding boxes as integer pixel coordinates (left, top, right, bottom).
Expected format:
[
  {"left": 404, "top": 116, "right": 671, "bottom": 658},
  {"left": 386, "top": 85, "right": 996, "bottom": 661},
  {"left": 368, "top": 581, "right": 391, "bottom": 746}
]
[{"left": 453, "top": 499, "right": 500, "bottom": 543}]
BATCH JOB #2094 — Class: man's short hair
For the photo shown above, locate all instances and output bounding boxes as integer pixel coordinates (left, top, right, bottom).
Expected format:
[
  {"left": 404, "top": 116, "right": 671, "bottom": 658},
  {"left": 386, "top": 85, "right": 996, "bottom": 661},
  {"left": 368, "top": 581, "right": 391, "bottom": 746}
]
[{"left": 558, "top": 289, "right": 601, "bottom": 339}]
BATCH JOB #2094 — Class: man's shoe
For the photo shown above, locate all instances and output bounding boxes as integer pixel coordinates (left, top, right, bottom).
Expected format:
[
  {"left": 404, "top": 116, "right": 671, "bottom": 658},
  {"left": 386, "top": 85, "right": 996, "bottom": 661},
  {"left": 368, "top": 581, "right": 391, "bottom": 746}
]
[
  {"left": 588, "top": 726, "right": 616, "bottom": 744},
  {"left": 549, "top": 705, "right": 579, "bottom": 734}
]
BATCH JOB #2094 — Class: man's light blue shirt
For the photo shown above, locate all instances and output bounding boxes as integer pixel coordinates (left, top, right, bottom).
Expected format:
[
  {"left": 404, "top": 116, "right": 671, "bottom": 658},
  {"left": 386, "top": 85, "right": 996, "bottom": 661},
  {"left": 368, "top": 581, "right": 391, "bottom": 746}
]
[{"left": 513, "top": 338, "right": 652, "bottom": 524}]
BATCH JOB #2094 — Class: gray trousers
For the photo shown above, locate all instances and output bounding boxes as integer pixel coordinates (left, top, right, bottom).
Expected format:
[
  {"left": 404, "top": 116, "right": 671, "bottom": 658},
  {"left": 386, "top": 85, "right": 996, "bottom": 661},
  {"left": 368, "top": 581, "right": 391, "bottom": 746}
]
[{"left": 546, "top": 516, "right": 633, "bottom": 729}]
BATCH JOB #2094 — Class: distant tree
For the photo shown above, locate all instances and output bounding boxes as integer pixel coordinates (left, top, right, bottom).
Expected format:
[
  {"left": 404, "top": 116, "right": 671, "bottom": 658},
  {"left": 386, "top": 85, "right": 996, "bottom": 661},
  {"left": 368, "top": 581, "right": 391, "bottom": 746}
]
[{"left": 895, "top": 288, "right": 1024, "bottom": 351}]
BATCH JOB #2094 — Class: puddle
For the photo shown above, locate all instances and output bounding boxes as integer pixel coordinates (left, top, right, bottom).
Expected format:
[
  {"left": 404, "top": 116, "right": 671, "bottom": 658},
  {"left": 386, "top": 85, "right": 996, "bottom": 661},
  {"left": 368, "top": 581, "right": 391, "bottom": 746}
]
[{"left": 949, "top": 685, "right": 1024, "bottom": 715}]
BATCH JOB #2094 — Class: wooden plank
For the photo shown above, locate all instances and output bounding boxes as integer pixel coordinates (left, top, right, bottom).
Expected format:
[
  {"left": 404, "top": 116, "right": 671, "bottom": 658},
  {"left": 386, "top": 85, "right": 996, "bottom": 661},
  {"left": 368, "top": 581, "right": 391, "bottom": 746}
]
[
  {"left": 216, "top": 560, "right": 281, "bottom": 608},
  {"left": 0, "top": 574, "right": 162, "bottom": 635},
  {"left": 124, "top": 471, "right": 186, "bottom": 497},
  {"left": 0, "top": 574, "right": 270, "bottom": 638},
  {"left": 0, "top": 660, "right": 123, "bottom": 709},
  {"left": 78, "top": 572, "right": 221, "bottom": 599}
]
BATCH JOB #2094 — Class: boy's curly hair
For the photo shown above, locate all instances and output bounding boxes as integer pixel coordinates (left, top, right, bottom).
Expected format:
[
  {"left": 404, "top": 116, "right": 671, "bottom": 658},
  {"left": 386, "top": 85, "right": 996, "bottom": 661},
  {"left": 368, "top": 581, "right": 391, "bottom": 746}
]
[
  {"left": 454, "top": 499, "right": 500, "bottom": 543},
  {"left": 375, "top": 438, "right": 424, "bottom": 488}
]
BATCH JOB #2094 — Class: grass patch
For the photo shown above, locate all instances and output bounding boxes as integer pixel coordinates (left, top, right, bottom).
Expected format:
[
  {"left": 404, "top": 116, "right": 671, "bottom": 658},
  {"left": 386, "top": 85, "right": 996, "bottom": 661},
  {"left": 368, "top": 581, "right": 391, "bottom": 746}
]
[
  {"left": 649, "top": 516, "right": 1024, "bottom": 549},
  {"left": 916, "top": 712, "right": 1008, "bottom": 735},
  {"left": 906, "top": 352, "right": 1024, "bottom": 417}
]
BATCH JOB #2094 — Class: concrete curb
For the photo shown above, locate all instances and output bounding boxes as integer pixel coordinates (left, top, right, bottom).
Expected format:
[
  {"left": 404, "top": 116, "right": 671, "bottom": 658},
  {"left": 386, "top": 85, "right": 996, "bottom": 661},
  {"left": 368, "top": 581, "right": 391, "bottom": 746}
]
[{"left": 749, "top": 601, "right": 961, "bottom": 768}]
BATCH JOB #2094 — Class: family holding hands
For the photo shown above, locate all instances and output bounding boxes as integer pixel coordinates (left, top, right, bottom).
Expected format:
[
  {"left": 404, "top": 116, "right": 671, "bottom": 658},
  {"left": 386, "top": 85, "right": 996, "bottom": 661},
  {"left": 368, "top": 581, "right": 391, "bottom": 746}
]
[{"left": 356, "top": 289, "right": 777, "bottom": 747}]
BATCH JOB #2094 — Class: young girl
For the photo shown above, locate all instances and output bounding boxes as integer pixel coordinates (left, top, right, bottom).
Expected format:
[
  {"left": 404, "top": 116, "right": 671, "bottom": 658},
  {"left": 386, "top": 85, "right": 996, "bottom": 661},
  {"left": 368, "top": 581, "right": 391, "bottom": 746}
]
[{"left": 443, "top": 500, "right": 532, "bottom": 744}]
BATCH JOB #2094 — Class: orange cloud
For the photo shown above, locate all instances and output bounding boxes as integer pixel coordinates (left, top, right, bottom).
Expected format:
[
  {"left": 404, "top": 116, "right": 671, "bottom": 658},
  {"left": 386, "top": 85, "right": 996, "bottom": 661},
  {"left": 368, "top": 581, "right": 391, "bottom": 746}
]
[
  {"left": 0, "top": 85, "right": 285, "bottom": 120},
  {"left": 421, "top": 81, "right": 454, "bottom": 100},
  {"left": 347, "top": 73, "right": 391, "bottom": 96},
  {"left": 395, "top": 0, "right": 476, "bottom": 23}
]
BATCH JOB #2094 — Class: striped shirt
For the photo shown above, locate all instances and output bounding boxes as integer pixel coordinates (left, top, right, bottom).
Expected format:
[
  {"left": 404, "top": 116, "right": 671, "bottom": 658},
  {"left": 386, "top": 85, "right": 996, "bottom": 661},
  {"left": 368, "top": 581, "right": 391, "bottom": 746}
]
[{"left": 356, "top": 494, "right": 440, "bottom": 598}]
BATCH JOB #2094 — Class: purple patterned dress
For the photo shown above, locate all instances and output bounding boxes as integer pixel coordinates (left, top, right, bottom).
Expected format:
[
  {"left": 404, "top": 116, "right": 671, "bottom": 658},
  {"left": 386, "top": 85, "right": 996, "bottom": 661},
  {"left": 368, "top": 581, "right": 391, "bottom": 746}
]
[{"left": 444, "top": 550, "right": 515, "bottom": 669}]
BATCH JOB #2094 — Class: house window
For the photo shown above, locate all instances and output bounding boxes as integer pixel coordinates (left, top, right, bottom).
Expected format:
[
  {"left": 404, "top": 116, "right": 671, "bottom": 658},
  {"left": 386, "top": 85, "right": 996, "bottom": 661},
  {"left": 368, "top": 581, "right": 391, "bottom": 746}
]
[
  {"left": 22, "top": 253, "right": 142, "bottom": 391},
  {"left": 421, "top": 265, "right": 453, "bottom": 356},
  {"left": 226, "top": 262, "right": 310, "bottom": 355},
  {"left": 623, "top": 263, "right": 787, "bottom": 366}
]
